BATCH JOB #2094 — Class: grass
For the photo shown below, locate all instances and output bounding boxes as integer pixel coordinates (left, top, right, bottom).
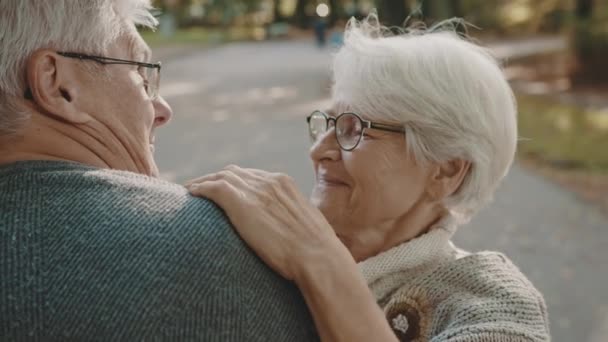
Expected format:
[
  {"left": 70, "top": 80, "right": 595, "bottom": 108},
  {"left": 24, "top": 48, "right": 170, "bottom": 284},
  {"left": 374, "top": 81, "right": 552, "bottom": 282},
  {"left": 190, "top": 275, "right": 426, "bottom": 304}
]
[
  {"left": 517, "top": 94, "right": 608, "bottom": 174},
  {"left": 140, "top": 26, "right": 265, "bottom": 48}
]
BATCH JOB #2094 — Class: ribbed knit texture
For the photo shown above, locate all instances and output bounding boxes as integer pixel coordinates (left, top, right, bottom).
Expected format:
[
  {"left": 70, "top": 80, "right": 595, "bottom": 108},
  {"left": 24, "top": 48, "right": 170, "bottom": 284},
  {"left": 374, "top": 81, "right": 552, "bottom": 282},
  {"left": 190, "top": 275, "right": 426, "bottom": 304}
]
[
  {"left": 359, "top": 221, "right": 551, "bottom": 342},
  {"left": 0, "top": 161, "right": 318, "bottom": 341}
]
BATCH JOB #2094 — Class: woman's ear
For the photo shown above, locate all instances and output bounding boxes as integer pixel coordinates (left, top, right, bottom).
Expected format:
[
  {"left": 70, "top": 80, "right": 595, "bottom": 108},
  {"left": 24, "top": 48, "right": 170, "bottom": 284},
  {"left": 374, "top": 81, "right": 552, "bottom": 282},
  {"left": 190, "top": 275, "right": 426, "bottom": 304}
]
[
  {"left": 426, "top": 159, "right": 471, "bottom": 202},
  {"left": 26, "top": 49, "right": 91, "bottom": 124}
]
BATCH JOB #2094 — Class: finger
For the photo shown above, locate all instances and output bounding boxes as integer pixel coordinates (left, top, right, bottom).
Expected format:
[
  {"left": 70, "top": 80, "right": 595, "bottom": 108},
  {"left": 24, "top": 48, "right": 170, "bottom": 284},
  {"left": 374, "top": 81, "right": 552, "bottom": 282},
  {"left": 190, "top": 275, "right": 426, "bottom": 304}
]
[
  {"left": 185, "top": 168, "right": 248, "bottom": 189},
  {"left": 189, "top": 169, "right": 249, "bottom": 195},
  {"left": 241, "top": 168, "right": 273, "bottom": 178},
  {"left": 250, "top": 170, "right": 297, "bottom": 193},
  {"left": 224, "top": 165, "right": 265, "bottom": 183},
  {"left": 184, "top": 173, "right": 222, "bottom": 187},
  {"left": 185, "top": 164, "right": 249, "bottom": 187},
  {"left": 190, "top": 179, "right": 252, "bottom": 230},
  {"left": 188, "top": 179, "right": 239, "bottom": 209}
]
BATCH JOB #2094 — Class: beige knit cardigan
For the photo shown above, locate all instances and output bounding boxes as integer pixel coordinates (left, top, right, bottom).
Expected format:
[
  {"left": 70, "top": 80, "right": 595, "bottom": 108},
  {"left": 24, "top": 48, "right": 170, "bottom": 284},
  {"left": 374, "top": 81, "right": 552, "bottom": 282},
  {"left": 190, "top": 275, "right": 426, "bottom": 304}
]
[{"left": 358, "top": 219, "right": 551, "bottom": 342}]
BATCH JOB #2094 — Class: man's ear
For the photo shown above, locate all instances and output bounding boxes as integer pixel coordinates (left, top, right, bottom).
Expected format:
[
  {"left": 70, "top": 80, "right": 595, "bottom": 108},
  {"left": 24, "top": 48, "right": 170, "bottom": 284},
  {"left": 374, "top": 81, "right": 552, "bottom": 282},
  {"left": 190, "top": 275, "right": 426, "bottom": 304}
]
[
  {"left": 426, "top": 159, "right": 472, "bottom": 202},
  {"left": 26, "top": 49, "right": 91, "bottom": 124}
]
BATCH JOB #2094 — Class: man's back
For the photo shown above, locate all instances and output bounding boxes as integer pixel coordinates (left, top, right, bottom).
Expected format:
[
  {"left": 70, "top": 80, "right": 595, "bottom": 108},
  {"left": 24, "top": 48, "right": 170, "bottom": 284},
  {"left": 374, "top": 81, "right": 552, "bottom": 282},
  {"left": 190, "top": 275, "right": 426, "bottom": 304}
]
[{"left": 0, "top": 161, "right": 317, "bottom": 341}]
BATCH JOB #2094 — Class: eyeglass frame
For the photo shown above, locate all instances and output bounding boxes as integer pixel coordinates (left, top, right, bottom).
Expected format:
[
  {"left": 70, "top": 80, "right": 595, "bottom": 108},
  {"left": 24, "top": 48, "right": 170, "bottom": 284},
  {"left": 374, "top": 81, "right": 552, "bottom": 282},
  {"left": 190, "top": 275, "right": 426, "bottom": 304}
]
[
  {"left": 24, "top": 51, "right": 162, "bottom": 100},
  {"left": 306, "top": 110, "right": 406, "bottom": 151}
]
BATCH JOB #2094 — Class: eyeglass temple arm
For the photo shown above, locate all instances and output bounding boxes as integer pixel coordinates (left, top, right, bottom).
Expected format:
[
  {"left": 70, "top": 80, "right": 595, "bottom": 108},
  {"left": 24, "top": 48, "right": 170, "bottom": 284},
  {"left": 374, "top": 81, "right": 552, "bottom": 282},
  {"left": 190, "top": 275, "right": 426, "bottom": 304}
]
[{"left": 368, "top": 122, "right": 406, "bottom": 133}]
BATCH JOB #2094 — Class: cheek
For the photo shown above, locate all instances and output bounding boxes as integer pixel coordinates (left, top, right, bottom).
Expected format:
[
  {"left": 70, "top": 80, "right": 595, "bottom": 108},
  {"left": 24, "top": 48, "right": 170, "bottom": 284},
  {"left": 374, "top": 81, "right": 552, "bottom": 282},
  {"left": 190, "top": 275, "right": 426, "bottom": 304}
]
[
  {"left": 346, "top": 148, "right": 425, "bottom": 217},
  {"left": 345, "top": 147, "right": 395, "bottom": 196},
  {"left": 115, "top": 73, "right": 154, "bottom": 128}
]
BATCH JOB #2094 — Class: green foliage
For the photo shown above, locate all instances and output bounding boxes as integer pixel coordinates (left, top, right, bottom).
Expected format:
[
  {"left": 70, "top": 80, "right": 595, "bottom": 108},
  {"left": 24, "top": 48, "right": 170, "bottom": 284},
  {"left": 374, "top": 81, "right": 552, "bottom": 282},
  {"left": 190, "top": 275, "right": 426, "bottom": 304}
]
[
  {"left": 573, "top": 19, "right": 608, "bottom": 60},
  {"left": 155, "top": 0, "right": 265, "bottom": 27},
  {"left": 571, "top": 0, "right": 608, "bottom": 84},
  {"left": 517, "top": 94, "right": 608, "bottom": 173},
  {"left": 141, "top": 26, "right": 262, "bottom": 47}
]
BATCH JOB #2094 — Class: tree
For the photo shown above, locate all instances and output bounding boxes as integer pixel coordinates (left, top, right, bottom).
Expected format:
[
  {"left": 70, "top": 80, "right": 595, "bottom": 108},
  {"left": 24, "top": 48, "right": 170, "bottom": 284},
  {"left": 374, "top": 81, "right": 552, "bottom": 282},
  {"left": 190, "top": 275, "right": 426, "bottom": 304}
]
[
  {"left": 328, "top": 0, "right": 340, "bottom": 26},
  {"left": 576, "top": 0, "right": 593, "bottom": 18},
  {"left": 378, "top": 0, "right": 409, "bottom": 27},
  {"left": 449, "top": 0, "right": 463, "bottom": 18},
  {"left": 274, "top": 0, "right": 285, "bottom": 21},
  {"left": 571, "top": 0, "right": 608, "bottom": 84},
  {"left": 420, "top": 0, "right": 462, "bottom": 21},
  {"left": 293, "top": 0, "right": 309, "bottom": 28}
]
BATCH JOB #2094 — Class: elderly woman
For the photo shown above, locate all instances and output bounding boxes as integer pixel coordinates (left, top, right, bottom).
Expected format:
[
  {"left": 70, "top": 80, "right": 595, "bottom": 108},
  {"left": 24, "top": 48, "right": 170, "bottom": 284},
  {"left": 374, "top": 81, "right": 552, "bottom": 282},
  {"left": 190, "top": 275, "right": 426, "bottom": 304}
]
[{"left": 187, "top": 18, "right": 550, "bottom": 342}]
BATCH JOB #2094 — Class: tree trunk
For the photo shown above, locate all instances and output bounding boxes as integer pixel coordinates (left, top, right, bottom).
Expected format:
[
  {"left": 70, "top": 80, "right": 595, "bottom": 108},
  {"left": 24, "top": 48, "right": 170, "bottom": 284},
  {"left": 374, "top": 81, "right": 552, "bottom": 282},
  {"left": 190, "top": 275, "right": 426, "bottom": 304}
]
[
  {"left": 421, "top": 0, "right": 432, "bottom": 19},
  {"left": 328, "top": 0, "right": 339, "bottom": 26},
  {"left": 572, "top": 0, "right": 607, "bottom": 84},
  {"left": 448, "top": 0, "right": 466, "bottom": 34},
  {"left": 379, "top": 0, "right": 409, "bottom": 27},
  {"left": 293, "top": 0, "right": 309, "bottom": 28},
  {"left": 421, "top": 0, "right": 453, "bottom": 21},
  {"left": 576, "top": 0, "right": 593, "bottom": 18},
  {"left": 273, "top": 0, "right": 284, "bottom": 22},
  {"left": 449, "top": 0, "right": 464, "bottom": 18}
]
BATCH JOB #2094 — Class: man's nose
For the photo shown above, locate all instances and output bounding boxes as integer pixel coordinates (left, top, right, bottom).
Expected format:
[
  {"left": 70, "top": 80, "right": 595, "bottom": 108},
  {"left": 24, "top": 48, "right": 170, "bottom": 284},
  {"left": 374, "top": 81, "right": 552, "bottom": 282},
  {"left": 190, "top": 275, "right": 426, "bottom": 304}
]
[{"left": 153, "top": 96, "right": 173, "bottom": 127}]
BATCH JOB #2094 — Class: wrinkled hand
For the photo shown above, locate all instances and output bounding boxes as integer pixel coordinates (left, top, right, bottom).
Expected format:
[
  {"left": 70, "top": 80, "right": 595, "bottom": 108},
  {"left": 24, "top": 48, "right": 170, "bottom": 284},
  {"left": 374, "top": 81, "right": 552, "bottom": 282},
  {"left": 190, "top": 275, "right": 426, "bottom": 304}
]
[{"left": 185, "top": 165, "right": 347, "bottom": 282}]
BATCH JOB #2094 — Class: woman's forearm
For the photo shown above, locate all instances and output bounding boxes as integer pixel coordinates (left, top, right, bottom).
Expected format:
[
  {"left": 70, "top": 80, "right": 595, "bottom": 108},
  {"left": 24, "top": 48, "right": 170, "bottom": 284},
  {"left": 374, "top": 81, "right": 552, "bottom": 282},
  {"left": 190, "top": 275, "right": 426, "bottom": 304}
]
[{"left": 294, "top": 247, "right": 398, "bottom": 342}]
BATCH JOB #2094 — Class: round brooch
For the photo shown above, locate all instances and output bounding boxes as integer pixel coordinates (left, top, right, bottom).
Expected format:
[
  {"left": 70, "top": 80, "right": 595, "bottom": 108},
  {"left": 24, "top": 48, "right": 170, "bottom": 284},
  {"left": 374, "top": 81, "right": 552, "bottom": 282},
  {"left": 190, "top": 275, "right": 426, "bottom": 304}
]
[{"left": 385, "top": 289, "right": 432, "bottom": 341}]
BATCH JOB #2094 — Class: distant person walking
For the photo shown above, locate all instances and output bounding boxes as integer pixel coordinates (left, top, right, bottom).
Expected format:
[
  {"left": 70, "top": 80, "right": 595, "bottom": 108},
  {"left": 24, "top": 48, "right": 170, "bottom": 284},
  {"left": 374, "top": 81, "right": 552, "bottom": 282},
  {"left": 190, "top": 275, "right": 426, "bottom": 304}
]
[{"left": 314, "top": 18, "right": 327, "bottom": 48}]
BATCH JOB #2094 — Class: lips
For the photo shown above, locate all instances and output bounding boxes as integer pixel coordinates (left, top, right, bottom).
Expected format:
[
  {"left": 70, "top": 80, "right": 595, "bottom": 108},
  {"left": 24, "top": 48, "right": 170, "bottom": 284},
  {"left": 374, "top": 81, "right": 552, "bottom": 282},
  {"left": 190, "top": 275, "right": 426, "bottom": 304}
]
[
  {"left": 149, "top": 135, "right": 156, "bottom": 154},
  {"left": 317, "top": 173, "right": 348, "bottom": 187}
]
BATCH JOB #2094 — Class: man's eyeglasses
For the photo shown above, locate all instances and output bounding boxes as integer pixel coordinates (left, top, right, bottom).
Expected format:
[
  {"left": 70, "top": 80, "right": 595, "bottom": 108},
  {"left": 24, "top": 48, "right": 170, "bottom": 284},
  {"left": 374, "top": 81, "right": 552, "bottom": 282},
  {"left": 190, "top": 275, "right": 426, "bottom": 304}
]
[
  {"left": 56, "top": 52, "right": 162, "bottom": 100},
  {"left": 306, "top": 110, "right": 406, "bottom": 151}
]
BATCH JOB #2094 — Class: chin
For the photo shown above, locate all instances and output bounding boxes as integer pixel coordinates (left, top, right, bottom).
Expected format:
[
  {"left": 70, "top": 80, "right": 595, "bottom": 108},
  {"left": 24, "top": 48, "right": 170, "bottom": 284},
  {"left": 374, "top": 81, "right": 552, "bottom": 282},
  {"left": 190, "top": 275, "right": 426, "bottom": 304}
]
[
  {"left": 148, "top": 161, "right": 160, "bottom": 178},
  {"left": 311, "top": 193, "right": 343, "bottom": 229},
  {"left": 149, "top": 167, "right": 160, "bottom": 178},
  {"left": 144, "top": 154, "right": 160, "bottom": 177}
]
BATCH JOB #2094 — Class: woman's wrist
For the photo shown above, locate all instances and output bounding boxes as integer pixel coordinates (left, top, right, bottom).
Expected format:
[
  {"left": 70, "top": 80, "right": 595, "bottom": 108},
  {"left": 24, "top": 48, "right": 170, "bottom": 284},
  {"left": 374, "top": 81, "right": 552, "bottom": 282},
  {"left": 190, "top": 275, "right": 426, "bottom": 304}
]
[
  {"left": 290, "top": 239, "right": 398, "bottom": 342},
  {"left": 292, "top": 240, "right": 357, "bottom": 290}
]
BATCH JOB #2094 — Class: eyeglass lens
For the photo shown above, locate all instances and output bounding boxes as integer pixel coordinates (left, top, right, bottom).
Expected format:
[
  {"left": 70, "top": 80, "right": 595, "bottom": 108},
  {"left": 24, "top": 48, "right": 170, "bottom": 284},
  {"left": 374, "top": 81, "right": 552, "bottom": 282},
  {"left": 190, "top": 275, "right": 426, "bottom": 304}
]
[
  {"left": 145, "top": 67, "right": 160, "bottom": 99},
  {"left": 308, "top": 111, "right": 363, "bottom": 150}
]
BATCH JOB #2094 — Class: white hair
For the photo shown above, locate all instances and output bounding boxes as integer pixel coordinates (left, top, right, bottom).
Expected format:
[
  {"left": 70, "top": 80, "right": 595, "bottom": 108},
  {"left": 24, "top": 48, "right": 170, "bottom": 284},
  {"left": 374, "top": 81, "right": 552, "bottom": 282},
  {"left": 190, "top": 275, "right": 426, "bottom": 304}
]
[
  {"left": 332, "top": 15, "right": 518, "bottom": 223},
  {"left": 0, "top": 0, "right": 158, "bottom": 136}
]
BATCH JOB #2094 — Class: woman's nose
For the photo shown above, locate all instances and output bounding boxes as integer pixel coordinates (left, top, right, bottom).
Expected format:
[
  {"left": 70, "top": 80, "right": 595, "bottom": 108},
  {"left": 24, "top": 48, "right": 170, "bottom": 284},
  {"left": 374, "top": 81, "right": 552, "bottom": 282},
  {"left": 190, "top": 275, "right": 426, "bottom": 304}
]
[{"left": 309, "top": 128, "right": 341, "bottom": 162}]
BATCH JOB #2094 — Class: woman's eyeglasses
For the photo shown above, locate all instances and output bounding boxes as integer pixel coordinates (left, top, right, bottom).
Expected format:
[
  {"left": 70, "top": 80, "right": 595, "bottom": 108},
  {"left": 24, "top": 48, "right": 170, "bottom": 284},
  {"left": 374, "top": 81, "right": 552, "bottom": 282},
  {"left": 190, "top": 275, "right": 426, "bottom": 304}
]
[{"left": 306, "top": 110, "right": 406, "bottom": 151}]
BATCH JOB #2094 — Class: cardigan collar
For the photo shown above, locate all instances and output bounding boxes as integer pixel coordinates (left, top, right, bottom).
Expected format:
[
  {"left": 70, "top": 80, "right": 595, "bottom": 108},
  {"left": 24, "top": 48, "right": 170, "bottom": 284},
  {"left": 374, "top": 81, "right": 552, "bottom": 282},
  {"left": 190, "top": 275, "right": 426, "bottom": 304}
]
[{"left": 358, "top": 216, "right": 458, "bottom": 298}]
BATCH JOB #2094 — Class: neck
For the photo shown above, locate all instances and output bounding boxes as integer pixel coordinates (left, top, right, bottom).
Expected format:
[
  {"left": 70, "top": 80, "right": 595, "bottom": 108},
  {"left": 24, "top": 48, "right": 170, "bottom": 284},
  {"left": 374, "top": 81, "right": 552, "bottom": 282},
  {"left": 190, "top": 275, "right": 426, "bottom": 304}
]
[
  {"left": 340, "top": 201, "right": 446, "bottom": 262},
  {"left": 0, "top": 112, "right": 153, "bottom": 176}
]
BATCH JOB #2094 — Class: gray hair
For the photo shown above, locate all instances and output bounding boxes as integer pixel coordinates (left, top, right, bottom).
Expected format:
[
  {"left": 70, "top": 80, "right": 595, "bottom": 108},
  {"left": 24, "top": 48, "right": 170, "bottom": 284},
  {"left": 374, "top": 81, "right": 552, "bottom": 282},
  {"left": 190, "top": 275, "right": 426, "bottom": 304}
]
[
  {"left": 332, "top": 15, "right": 518, "bottom": 223},
  {"left": 0, "top": 0, "right": 158, "bottom": 136}
]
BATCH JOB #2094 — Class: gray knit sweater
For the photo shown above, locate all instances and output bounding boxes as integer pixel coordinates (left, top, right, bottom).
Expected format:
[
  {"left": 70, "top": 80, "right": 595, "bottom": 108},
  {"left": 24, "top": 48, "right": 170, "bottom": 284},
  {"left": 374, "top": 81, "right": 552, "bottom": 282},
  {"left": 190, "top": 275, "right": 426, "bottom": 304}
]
[
  {"left": 359, "top": 220, "right": 551, "bottom": 341},
  {"left": 0, "top": 161, "right": 318, "bottom": 341}
]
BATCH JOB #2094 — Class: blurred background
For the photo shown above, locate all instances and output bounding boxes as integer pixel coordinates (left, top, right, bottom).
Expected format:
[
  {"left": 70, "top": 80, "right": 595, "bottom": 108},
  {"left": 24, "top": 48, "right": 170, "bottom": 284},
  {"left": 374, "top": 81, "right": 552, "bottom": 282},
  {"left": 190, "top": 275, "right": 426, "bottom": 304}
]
[{"left": 145, "top": 1, "right": 608, "bottom": 341}]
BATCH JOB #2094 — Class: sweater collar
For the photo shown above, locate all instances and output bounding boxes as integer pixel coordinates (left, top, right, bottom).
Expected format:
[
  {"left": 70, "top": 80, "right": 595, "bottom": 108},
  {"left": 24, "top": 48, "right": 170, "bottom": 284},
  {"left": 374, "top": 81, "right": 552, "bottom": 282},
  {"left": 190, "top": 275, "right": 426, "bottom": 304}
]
[{"left": 357, "top": 216, "right": 457, "bottom": 286}]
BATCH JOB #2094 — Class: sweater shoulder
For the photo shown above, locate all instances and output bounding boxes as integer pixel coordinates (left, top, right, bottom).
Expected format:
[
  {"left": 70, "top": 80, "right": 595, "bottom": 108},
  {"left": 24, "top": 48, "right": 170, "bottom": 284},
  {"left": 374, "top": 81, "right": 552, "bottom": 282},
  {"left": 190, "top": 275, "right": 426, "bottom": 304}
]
[
  {"left": 383, "top": 252, "right": 550, "bottom": 341},
  {"left": 1, "top": 161, "right": 226, "bottom": 227},
  {"left": 0, "top": 162, "right": 319, "bottom": 340}
]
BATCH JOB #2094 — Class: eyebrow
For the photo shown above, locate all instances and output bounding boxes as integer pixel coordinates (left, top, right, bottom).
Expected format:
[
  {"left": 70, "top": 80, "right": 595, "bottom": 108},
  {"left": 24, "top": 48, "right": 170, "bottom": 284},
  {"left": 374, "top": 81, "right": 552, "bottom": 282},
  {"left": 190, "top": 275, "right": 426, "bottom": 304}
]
[
  {"left": 325, "top": 108, "right": 337, "bottom": 117},
  {"left": 129, "top": 36, "right": 151, "bottom": 62},
  {"left": 135, "top": 45, "right": 151, "bottom": 62}
]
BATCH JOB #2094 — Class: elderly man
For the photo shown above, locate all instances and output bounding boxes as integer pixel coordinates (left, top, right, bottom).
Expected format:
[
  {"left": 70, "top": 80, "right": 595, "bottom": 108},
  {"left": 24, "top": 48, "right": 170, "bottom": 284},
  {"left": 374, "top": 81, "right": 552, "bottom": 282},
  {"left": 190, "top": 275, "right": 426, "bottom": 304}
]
[{"left": 0, "top": 1, "right": 316, "bottom": 340}]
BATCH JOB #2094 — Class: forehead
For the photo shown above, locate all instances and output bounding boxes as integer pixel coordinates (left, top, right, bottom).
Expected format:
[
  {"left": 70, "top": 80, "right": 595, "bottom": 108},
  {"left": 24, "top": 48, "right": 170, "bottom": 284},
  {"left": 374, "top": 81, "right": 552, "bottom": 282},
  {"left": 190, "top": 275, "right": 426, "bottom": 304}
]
[
  {"left": 326, "top": 103, "right": 371, "bottom": 120},
  {"left": 325, "top": 103, "right": 403, "bottom": 129},
  {"left": 127, "top": 33, "right": 151, "bottom": 61},
  {"left": 107, "top": 30, "right": 151, "bottom": 62},
  {"left": 326, "top": 102, "right": 352, "bottom": 116}
]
